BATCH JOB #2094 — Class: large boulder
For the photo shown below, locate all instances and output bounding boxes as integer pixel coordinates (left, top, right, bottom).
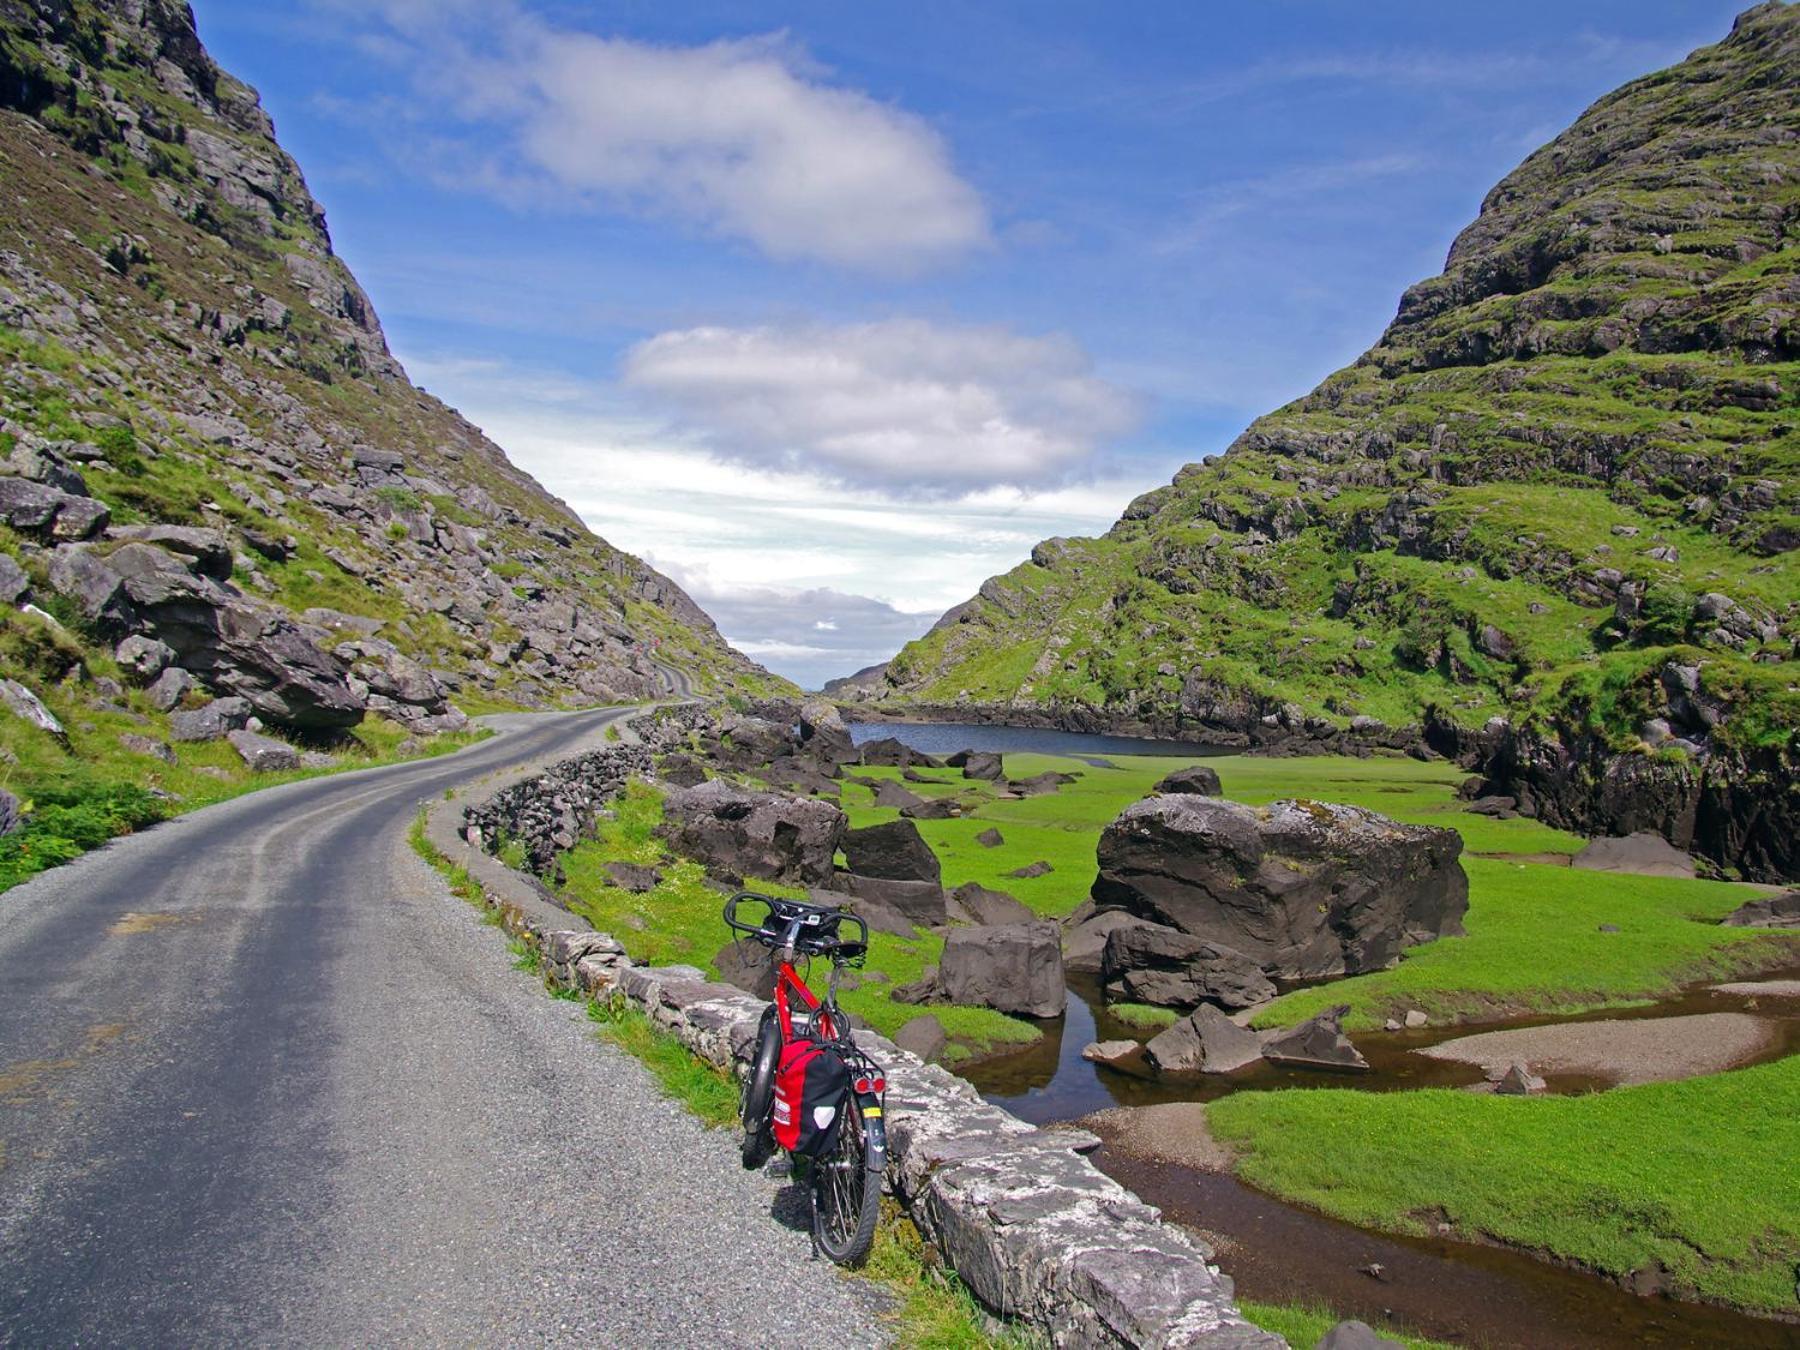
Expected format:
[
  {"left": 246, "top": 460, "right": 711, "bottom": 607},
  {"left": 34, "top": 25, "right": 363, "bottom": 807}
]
[
  {"left": 713, "top": 715, "right": 795, "bottom": 769},
  {"left": 169, "top": 696, "right": 253, "bottom": 743},
  {"left": 658, "top": 779, "right": 845, "bottom": 888},
  {"left": 835, "top": 873, "right": 946, "bottom": 927},
  {"left": 842, "top": 818, "right": 941, "bottom": 884},
  {"left": 798, "top": 699, "right": 855, "bottom": 762},
  {"left": 938, "top": 922, "right": 1065, "bottom": 1018},
  {"left": 947, "top": 882, "right": 1034, "bottom": 926},
  {"left": 227, "top": 728, "right": 300, "bottom": 773},
  {"left": 1093, "top": 796, "right": 1467, "bottom": 981},
  {"left": 1721, "top": 889, "right": 1800, "bottom": 929},
  {"left": 1571, "top": 831, "right": 1695, "bottom": 879},
  {"left": 1154, "top": 764, "right": 1222, "bottom": 796},
  {"left": 955, "top": 750, "right": 1005, "bottom": 782},
  {"left": 1144, "top": 1005, "right": 1265, "bottom": 1075},
  {"left": 0, "top": 478, "right": 108, "bottom": 540},
  {"left": 1100, "top": 920, "right": 1275, "bottom": 1010},
  {"left": 1062, "top": 907, "right": 1143, "bottom": 975},
  {"left": 48, "top": 542, "right": 364, "bottom": 731}
]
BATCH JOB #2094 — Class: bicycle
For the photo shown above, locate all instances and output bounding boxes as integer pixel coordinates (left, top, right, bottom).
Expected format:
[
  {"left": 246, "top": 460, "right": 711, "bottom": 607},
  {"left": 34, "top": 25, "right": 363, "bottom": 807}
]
[{"left": 724, "top": 891, "right": 888, "bottom": 1268}]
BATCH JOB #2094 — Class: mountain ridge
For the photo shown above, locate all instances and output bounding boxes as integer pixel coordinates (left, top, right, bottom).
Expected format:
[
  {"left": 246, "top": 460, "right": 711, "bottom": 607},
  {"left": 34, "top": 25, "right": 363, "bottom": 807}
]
[{"left": 857, "top": 1, "right": 1799, "bottom": 879}]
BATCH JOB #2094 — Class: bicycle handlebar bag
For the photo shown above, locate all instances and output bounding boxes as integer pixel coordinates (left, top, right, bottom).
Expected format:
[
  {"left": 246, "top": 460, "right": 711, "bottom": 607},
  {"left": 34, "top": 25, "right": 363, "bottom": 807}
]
[{"left": 771, "top": 1038, "right": 851, "bottom": 1157}]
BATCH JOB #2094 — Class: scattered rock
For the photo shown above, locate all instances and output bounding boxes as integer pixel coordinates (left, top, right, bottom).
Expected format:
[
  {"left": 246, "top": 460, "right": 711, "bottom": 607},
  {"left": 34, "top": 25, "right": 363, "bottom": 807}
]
[
  {"left": 1262, "top": 1006, "right": 1369, "bottom": 1072},
  {"left": 1144, "top": 1005, "right": 1265, "bottom": 1074},
  {"left": 954, "top": 750, "right": 1004, "bottom": 781},
  {"left": 797, "top": 698, "right": 855, "bottom": 762},
  {"left": 1153, "top": 764, "right": 1222, "bottom": 796},
  {"left": 0, "top": 787, "right": 20, "bottom": 836},
  {"left": 900, "top": 797, "right": 959, "bottom": 820},
  {"left": 1719, "top": 890, "right": 1799, "bottom": 929},
  {"left": 657, "top": 753, "right": 708, "bottom": 788},
  {"left": 143, "top": 666, "right": 195, "bottom": 713},
  {"left": 1315, "top": 1320, "right": 1405, "bottom": 1350},
  {"left": 936, "top": 922, "right": 1065, "bottom": 1017},
  {"left": 1007, "top": 860, "right": 1054, "bottom": 879},
  {"left": 893, "top": 1013, "right": 948, "bottom": 1063},
  {"left": 870, "top": 779, "right": 925, "bottom": 810},
  {"left": 658, "top": 779, "right": 846, "bottom": 888},
  {"left": 842, "top": 818, "right": 942, "bottom": 884},
  {"left": 947, "top": 881, "right": 1034, "bottom": 926},
  {"left": 602, "top": 861, "right": 662, "bottom": 893},
  {"left": 0, "top": 553, "right": 29, "bottom": 603},
  {"left": 0, "top": 678, "right": 68, "bottom": 745},
  {"left": 1093, "top": 795, "right": 1467, "bottom": 981},
  {"left": 1101, "top": 919, "right": 1275, "bottom": 1010},
  {"left": 226, "top": 728, "right": 300, "bottom": 772},
  {"left": 836, "top": 873, "right": 947, "bottom": 927},
  {"left": 1571, "top": 831, "right": 1695, "bottom": 879},
  {"left": 975, "top": 827, "right": 1004, "bottom": 848},
  {"left": 1061, "top": 907, "right": 1143, "bottom": 975},
  {"left": 713, "top": 940, "right": 776, "bottom": 1000},
  {"left": 1404, "top": 1009, "right": 1428, "bottom": 1029},
  {"left": 114, "top": 634, "right": 175, "bottom": 682},
  {"left": 168, "top": 696, "right": 252, "bottom": 742},
  {"left": 1494, "top": 1061, "right": 1547, "bottom": 1095},
  {"left": 118, "top": 732, "right": 175, "bottom": 762},
  {"left": 1082, "top": 1040, "right": 1140, "bottom": 1065}
]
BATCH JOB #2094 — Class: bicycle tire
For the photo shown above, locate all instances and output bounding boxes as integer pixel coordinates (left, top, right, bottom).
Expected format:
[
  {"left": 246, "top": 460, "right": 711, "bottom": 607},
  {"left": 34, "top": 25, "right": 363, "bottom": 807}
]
[
  {"left": 740, "top": 1007, "right": 780, "bottom": 1170},
  {"left": 811, "top": 1098, "right": 881, "bottom": 1267}
]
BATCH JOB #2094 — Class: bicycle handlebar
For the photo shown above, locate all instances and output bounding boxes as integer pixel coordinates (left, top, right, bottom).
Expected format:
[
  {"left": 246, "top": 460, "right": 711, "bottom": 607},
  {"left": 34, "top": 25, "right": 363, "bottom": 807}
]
[{"left": 722, "top": 890, "right": 869, "bottom": 962}]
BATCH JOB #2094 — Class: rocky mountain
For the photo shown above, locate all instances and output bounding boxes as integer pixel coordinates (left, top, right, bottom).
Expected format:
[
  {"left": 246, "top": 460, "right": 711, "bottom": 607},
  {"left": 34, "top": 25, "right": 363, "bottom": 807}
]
[
  {"left": 862, "top": 3, "right": 1799, "bottom": 879},
  {"left": 0, "top": 0, "right": 787, "bottom": 749}
]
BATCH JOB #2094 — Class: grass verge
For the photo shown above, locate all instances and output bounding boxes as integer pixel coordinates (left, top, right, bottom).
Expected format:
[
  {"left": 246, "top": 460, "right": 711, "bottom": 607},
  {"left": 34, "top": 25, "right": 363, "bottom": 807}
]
[{"left": 1208, "top": 1056, "right": 1800, "bottom": 1317}]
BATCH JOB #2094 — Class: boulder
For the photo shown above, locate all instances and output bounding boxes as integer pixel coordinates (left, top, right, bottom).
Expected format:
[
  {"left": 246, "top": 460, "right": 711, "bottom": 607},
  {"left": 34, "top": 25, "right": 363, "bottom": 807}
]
[
  {"left": 1571, "top": 831, "right": 1695, "bottom": 879},
  {"left": 657, "top": 779, "right": 846, "bottom": 888},
  {"left": 900, "top": 797, "right": 959, "bottom": 820},
  {"left": 1494, "top": 1061, "right": 1547, "bottom": 1095},
  {"left": 226, "top": 728, "right": 300, "bottom": 773},
  {"left": 893, "top": 1014, "right": 948, "bottom": 1063},
  {"left": 975, "top": 827, "right": 1005, "bottom": 848},
  {"left": 798, "top": 699, "right": 855, "bottom": 762},
  {"left": 1720, "top": 890, "right": 1800, "bottom": 929},
  {"left": 0, "top": 679, "right": 67, "bottom": 745},
  {"left": 842, "top": 818, "right": 941, "bottom": 884},
  {"left": 657, "top": 753, "right": 708, "bottom": 788},
  {"left": 1101, "top": 920, "right": 1275, "bottom": 1010},
  {"left": 947, "top": 882, "right": 1035, "bottom": 926},
  {"left": 1007, "top": 860, "right": 1054, "bottom": 879},
  {"left": 1154, "top": 764, "right": 1223, "bottom": 796},
  {"left": 118, "top": 733, "right": 175, "bottom": 763},
  {"left": 958, "top": 751, "right": 1005, "bottom": 781},
  {"left": 870, "top": 779, "right": 925, "bottom": 810},
  {"left": 714, "top": 940, "right": 777, "bottom": 1000},
  {"left": 0, "top": 478, "right": 108, "bottom": 540},
  {"left": 114, "top": 635, "right": 175, "bottom": 683},
  {"left": 0, "top": 787, "right": 20, "bottom": 836},
  {"left": 1062, "top": 908, "right": 1143, "bottom": 975},
  {"left": 1009, "top": 771, "right": 1067, "bottom": 797},
  {"left": 938, "top": 922, "right": 1065, "bottom": 1018},
  {"left": 49, "top": 542, "right": 363, "bottom": 731},
  {"left": 836, "top": 873, "right": 946, "bottom": 927},
  {"left": 1144, "top": 1005, "right": 1265, "bottom": 1075},
  {"left": 0, "top": 552, "right": 29, "bottom": 603},
  {"left": 1262, "top": 1006, "right": 1369, "bottom": 1072},
  {"left": 602, "top": 861, "right": 662, "bottom": 893},
  {"left": 169, "top": 696, "right": 252, "bottom": 743},
  {"left": 144, "top": 666, "right": 195, "bottom": 713},
  {"left": 713, "top": 715, "right": 795, "bottom": 769},
  {"left": 1093, "top": 795, "right": 1467, "bottom": 981},
  {"left": 1082, "top": 1040, "right": 1140, "bottom": 1066},
  {"left": 859, "top": 736, "right": 915, "bottom": 767},
  {"left": 1315, "top": 1322, "right": 1405, "bottom": 1350},
  {"left": 810, "top": 884, "right": 913, "bottom": 938},
  {"left": 105, "top": 524, "right": 233, "bottom": 579}
]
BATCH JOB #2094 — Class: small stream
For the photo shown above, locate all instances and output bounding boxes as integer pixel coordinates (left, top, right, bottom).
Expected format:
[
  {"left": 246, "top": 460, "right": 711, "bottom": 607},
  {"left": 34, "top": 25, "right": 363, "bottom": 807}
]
[{"left": 849, "top": 720, "right": 1800, "bottom": 1348}]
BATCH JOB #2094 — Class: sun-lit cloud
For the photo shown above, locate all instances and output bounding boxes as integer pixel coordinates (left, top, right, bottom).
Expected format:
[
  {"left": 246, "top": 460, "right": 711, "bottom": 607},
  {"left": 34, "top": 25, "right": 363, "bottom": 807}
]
[
  {"left": 325, "top": 2, "right": 989, "bottom": 274},
  {"left": 622, "top": 319, "right": 1138, "bottom": 493}
]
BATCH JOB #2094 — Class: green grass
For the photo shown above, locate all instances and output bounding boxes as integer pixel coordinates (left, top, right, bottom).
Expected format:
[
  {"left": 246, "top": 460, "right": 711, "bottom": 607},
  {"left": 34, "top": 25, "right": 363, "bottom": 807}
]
[
  {"left": 585, "top": 993, "right": 740, "bottom": 1127},
  {"left": 1210, "top": 1056, "right": 1800, "bottom": 1317},
  {"left": 1108, "top": 1003, "right": 1178, "bottom": 1032},
  {"left": 1239, "top": 1300, "right": 1453, "bottom": 1350}
]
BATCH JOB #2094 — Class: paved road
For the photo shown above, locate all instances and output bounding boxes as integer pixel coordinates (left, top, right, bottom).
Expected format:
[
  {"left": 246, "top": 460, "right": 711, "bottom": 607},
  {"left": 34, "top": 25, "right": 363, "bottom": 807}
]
[{"left": 0, "top": 708, "right": 886, "bottom": 1347}]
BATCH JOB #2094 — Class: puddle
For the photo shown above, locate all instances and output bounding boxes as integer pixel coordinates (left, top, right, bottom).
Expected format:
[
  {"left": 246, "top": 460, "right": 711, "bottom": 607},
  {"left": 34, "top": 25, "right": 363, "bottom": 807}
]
[{"left": 1097, "top": 1150, "right": 1800, "bottom": 1350}]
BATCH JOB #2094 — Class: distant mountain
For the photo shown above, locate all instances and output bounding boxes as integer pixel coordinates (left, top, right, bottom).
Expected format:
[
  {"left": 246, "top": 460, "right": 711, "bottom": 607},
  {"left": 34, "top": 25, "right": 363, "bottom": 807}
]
[
  {"left": 0, "top": 0, "right": 790, "bottom": 726},
  {"left": 862, "top": 2, "right": 1798, "bottom": 878}
]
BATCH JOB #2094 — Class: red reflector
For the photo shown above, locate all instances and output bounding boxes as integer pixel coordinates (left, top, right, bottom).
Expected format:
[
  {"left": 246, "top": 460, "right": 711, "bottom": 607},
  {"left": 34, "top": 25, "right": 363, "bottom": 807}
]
[
  {"left": 854, "top": 1077, "right": 871, "bottom": 1093},
  {"left": 871, "top": 1077, "right": 886, "bottom": 1093}
]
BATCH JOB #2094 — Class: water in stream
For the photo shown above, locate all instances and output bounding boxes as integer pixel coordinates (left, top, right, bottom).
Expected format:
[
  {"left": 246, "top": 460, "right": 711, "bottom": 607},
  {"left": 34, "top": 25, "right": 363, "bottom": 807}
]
[{"left": 847, "top": 720, "right": 1800, "bottom": 1348}]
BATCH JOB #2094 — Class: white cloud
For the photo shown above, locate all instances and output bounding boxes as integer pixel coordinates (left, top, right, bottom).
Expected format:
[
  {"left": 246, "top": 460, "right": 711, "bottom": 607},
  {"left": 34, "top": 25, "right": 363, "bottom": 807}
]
[
  {"left": 622, "top": 319, "right": 1138, "bottom": 492},
  {"left": 337, "top": 3, "right": 988, "bottom": 274}
]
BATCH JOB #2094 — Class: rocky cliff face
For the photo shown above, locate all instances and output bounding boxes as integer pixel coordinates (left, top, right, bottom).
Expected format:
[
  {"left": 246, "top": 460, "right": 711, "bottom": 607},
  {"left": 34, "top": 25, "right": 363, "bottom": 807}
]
[
  {"left": 866, "top": 3, "right": 1799, "bottom": 879},
  {"left": 0, "top": 0, "right": 788, "bottom": 740}
]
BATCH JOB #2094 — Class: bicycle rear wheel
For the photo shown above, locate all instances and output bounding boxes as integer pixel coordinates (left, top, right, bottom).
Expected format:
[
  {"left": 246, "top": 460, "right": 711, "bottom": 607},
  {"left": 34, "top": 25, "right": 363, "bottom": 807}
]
[{"left": 811, "top": 1098, "right": 880, "bottom": 1267}]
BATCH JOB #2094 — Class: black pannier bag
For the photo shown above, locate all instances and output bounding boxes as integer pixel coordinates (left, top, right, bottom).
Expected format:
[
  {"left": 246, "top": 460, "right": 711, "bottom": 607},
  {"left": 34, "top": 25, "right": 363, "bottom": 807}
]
[{"left": 772, "top": 1037, "right": 851, "bottom": 1156}]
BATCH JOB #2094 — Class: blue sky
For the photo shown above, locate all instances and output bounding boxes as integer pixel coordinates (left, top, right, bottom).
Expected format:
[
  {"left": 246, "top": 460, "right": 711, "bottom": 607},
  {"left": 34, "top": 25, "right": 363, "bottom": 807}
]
[{"left": 192, "top": 0, "right": 1751, "bottom": 689}]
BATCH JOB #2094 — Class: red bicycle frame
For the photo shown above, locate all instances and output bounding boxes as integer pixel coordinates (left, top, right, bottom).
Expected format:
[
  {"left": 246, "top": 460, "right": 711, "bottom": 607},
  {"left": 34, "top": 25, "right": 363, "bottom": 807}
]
[{"left": 772, "top": 956, "right": 838, "bottom": 1044}]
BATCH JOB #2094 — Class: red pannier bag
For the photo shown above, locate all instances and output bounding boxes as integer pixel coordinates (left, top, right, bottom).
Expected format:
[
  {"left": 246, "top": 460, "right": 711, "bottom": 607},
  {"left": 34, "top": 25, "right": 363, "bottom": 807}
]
[{"left": 771, "top": 1037, "right": 851, "bottom": 1156}]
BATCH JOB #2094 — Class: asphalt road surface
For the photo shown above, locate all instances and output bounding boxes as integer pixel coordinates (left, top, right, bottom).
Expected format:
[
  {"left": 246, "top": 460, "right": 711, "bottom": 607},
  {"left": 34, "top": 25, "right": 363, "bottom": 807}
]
[{"left": 0, "top": 706, "right": 887, "bottom": 1347}]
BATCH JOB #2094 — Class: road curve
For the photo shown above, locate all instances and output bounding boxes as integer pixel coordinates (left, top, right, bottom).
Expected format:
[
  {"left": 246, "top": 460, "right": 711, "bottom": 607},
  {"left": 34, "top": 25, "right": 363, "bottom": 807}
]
[{"left": 0, "top": 709, "right": 886, "bottom": 1347}]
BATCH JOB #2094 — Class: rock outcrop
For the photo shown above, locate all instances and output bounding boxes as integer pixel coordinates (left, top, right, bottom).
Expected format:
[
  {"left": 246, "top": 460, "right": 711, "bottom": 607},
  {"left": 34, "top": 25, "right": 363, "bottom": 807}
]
[{"left": 1094, "top": 795, "right": 1468, "bottom": 981}]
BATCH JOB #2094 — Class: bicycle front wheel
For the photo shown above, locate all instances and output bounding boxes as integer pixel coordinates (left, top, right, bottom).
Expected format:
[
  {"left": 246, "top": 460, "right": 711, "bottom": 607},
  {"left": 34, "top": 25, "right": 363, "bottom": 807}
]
[
  {"left": 740, "top": 1007, "right": 780, "bottom": 1170},
  {"left": 811, "top": 1098, "right": 881, "bottom": 1267}
]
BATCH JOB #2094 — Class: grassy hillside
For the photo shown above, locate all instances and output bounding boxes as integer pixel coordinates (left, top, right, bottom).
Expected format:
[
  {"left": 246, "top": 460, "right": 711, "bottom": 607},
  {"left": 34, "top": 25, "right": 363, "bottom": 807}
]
[{"left": 869, "top": 5, "right": 1798, "bottom": 782}]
